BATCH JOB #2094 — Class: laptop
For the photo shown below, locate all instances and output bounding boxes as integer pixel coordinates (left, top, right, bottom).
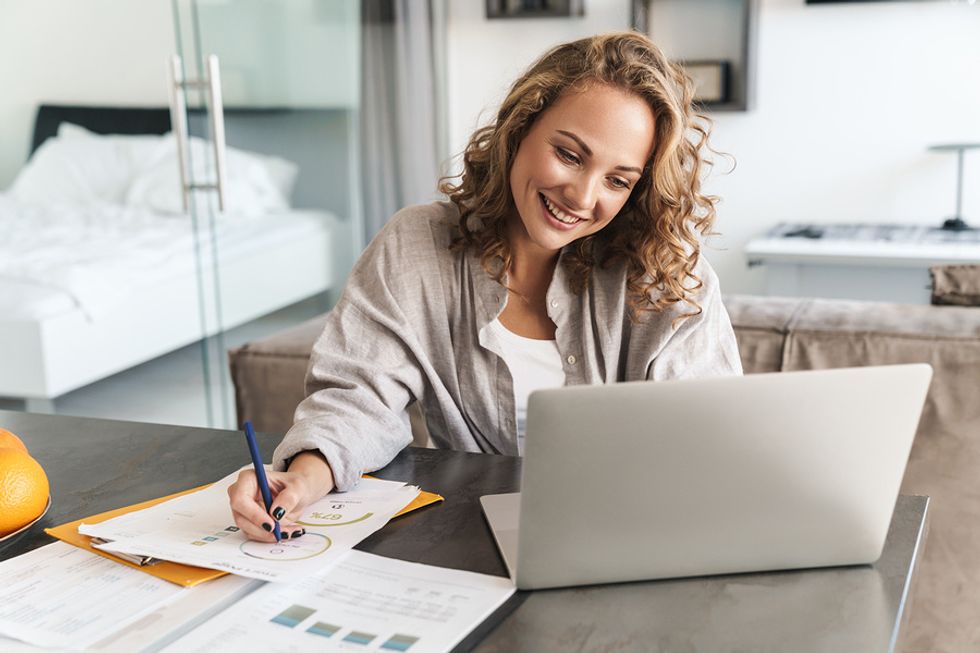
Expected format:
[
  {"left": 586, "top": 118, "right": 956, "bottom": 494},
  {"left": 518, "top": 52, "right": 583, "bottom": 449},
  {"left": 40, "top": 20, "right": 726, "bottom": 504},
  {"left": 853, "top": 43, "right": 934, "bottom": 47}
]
[{"left": 481, "top": 364, "right": 932, "bottom": 590}]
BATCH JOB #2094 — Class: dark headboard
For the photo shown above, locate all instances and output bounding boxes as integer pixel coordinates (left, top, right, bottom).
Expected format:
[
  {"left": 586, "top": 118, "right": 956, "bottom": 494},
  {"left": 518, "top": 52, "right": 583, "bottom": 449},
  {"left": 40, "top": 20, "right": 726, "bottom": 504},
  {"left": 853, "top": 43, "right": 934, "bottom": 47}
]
[
  {"left": 30, "top": 104, "right": 355, "bottom": 217},
  {"left": 32, "top": 105, "right": 171, "bottom": 154}
]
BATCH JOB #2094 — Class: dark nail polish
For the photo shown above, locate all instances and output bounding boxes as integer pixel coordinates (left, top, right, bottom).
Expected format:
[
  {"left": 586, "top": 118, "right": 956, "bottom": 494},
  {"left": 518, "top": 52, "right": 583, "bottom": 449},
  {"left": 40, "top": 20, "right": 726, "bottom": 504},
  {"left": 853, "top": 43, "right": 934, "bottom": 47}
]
[
  {"left": 272, "top": 507, "right": 285, "bottom": 520},
  {"left": 281, "top": 531, "right": 290, "bottom": 540},
  {"left": 261, "top": 522, "right": 272, "bottom": 532},
  {"left": 291, "top": 529, "right": 303, "bottom": 538}
]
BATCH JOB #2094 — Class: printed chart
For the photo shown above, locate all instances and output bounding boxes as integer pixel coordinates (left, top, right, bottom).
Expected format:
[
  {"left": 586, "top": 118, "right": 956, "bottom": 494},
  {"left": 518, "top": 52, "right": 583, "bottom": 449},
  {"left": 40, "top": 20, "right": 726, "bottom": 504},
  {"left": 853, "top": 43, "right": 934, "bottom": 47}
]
[
  {"left": 161, "top": 550, "right": 516, "bottom": 653},
  {"left": 269, "top": 604, "right": 419, "bottom": 651},
  {"left": 240, "top": 533, "right": 331, "bottom": 561}
]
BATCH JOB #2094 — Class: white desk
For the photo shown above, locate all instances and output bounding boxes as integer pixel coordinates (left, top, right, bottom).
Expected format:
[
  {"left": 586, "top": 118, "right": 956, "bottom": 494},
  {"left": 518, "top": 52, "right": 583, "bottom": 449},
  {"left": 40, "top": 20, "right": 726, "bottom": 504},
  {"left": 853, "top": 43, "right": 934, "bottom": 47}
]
[{"left": 746, "top": 224, "right": 980, "bottom": 304}]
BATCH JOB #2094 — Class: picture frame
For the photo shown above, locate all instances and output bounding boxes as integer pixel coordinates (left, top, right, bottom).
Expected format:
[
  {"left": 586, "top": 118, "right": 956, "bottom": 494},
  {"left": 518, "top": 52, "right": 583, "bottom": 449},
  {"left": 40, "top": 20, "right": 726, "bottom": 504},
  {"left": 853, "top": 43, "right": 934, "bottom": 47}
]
[
  {"left": 682, "top": 60, "right": 731, "bottom": 105},
  {"left": 485, "top": 0, "right": 585, "bottom": 19}
]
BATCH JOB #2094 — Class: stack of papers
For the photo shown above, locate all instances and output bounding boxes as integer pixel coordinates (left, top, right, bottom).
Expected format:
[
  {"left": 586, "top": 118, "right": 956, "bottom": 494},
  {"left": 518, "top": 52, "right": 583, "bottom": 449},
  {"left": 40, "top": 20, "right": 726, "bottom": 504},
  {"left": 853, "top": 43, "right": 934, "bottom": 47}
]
[
  {"left": 0, "top": 545, "right": 515, "bottom": 653},
  {"left": 0, "top": 469, "right": 515, "bottom": 652},
  {"left": 79, "top": 471, "right": 421, "bottom": 582},
  {"left": 0, "top": 543, "right": 190, "bottom": 651}
]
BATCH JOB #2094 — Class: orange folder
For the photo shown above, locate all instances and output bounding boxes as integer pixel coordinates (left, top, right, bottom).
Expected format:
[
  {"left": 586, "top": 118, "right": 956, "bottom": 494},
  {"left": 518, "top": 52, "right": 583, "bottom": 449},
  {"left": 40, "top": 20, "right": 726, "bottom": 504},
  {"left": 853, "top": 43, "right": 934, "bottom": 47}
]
[{"left": 45, "top": 480, "right": 444, "bottom": 587}]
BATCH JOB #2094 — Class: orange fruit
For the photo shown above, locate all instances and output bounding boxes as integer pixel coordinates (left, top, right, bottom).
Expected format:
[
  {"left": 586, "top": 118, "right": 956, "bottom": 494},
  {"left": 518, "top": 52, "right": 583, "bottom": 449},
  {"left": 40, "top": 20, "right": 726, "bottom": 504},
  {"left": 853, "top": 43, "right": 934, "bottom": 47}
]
[
  {"left": 0, "top": 449, "right": 49, "bottom": 536},
  {"left": 0, "top": 428, "right": 28, "bottom": 454}
]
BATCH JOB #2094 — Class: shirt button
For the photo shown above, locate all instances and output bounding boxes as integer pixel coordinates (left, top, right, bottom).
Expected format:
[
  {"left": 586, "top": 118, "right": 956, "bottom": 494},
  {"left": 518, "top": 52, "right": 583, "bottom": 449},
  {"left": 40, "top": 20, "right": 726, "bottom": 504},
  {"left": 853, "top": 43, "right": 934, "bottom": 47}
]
[
  {"left": 550, "top": 299, "right": 559, "bottom": 308},
  {"left": 566, "top": 354, "right": 577, "bottom": 365}
]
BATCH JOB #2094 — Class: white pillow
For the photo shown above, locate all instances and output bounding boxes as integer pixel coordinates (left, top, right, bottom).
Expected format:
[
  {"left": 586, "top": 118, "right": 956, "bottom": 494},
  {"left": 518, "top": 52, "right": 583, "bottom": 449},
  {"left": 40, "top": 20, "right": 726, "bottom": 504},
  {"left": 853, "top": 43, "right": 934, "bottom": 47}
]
[
  {"left": 125, "top": 135, "right": 298, "bottom": 217},
  {"left": 9, "top": 123, "right": 167, "bottom": 206}
]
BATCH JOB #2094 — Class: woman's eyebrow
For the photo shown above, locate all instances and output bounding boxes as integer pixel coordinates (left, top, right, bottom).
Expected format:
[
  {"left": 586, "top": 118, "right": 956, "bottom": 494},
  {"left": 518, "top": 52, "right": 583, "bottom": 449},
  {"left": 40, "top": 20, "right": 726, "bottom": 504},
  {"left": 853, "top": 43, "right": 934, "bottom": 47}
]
[
  {"left": 555, "top": 129, "right": 643, "bottom": 175},
  {"left": 556, "top": 129, "right": 594, "bottom": 156}
]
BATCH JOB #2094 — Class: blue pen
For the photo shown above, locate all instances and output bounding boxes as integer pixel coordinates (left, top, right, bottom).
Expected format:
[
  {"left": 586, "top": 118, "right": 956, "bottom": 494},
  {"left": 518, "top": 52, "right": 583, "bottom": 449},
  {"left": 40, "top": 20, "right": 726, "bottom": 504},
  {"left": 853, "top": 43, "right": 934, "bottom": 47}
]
[{"left": 243, "top": 421, "right": 281, "bottom": 543}]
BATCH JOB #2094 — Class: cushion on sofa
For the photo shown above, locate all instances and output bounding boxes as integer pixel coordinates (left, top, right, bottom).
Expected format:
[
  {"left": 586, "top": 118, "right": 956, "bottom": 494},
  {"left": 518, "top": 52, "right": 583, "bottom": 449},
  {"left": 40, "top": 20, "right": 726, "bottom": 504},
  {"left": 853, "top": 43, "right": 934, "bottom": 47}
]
[
  {"left": 229, "top": 316, "right": 326, "bottom": 435},
  {"left": 931, "top": 264, "right": 980, "bottom": 307},
  {"left": 723, "top": 294, "right": 802, "bottom": 374}
]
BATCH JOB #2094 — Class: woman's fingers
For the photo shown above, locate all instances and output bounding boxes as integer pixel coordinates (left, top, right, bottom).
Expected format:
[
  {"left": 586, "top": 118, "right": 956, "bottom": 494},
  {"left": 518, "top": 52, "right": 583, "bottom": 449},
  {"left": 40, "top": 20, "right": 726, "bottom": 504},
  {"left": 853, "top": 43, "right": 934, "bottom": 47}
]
[
  {"left": 231, "top": 508, "right": 278, "bottom": 543},
  {"left": 269, "top": 482, "right": 307, "bottom": 524},
  {"left": 228, "top": 469, "right": 310, "bottom": 542},
  {"left": 231, "top": 508, "right": 305, "bottom": 543},
  {"left": 228, "top": 470, "right": 280, "bottom": 535}
]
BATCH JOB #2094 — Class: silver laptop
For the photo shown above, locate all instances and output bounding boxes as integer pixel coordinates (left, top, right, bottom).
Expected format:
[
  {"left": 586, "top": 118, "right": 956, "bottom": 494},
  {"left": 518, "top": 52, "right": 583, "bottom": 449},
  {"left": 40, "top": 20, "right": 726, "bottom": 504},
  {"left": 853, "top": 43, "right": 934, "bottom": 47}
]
[{"left": 481, "top": 364, "right": 932, "bottom": 590}]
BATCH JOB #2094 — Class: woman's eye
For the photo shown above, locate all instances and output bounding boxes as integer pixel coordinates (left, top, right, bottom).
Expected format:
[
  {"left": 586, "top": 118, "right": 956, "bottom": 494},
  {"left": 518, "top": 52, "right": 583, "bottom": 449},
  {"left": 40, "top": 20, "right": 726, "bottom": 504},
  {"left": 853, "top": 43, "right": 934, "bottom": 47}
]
[
  {"left": 610, "top": 178, "right": 630, "bottom": 190},
  {"left": 556, "top": 147, "right": 580, "bottom": 165}
]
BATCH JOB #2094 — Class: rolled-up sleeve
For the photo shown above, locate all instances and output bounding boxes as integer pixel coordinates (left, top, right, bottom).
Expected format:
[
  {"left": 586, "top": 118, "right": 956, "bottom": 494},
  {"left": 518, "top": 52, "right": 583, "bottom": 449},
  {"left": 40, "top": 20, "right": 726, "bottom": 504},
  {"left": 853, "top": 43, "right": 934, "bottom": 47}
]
[
  {"left": 646, "top": 258, "right": 743, "bottom": 381},
  {"left": 271, "top": 219, "right": 427, "bottom": 491}
]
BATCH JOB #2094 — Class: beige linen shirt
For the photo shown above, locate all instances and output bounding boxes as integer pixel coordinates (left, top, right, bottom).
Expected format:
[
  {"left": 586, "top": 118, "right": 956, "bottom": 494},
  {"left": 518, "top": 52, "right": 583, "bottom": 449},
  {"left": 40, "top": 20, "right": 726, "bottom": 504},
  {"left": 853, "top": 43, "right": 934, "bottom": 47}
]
[{"left": 272, "top": 201, "right": 743, "bottom": 490}]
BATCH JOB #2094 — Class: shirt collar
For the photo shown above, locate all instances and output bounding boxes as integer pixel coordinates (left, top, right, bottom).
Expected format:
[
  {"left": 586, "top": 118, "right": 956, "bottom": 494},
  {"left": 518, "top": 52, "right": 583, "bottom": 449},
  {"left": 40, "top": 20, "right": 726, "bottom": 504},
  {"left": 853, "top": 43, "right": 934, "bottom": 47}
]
[{"left": 469, "top": 244, "right": 576, "bottom": 332}]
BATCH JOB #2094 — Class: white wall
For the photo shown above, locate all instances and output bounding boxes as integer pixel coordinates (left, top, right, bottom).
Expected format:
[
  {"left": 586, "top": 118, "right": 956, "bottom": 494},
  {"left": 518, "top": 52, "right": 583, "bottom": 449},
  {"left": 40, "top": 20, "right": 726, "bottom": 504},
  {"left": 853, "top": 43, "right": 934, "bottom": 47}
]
[
  {"left": 3, "top": 0, "right": 978, "bottom": 296},
  {"left": 446, "top": 0, "right": 632, "bottom": 164},
  {"left": 0, "top": 0, "right": 174, "bottom": 189},
  {"left": 445, "top": 0, "right": 980, "bottom": 294}
]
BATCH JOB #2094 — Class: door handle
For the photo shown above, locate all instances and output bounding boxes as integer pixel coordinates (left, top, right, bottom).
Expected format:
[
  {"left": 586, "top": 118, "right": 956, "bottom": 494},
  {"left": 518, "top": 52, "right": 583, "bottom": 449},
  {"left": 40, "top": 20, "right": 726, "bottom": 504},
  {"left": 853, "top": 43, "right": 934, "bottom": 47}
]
[
  {"left": 166, "top": 53, "right": 228, "bottom": 213},
  {"left": 206, "top": 54, "right": 228, "bottom": 213}
]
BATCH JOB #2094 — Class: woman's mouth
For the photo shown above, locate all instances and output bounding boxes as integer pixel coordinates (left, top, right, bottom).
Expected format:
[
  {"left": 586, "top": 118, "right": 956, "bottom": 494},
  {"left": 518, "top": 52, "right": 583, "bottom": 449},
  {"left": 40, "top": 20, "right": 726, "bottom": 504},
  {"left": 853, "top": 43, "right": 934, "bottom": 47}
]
[{"left": 539, "top": 193, "right": 583, "bottom": 229}]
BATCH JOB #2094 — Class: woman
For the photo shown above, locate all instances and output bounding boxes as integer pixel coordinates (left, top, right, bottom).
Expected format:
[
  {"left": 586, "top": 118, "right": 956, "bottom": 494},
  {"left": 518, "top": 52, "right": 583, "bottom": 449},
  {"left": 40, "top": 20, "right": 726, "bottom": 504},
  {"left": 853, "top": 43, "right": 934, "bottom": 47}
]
[{"left": 228, "top": 31, "right": 742, "bottom": 542}]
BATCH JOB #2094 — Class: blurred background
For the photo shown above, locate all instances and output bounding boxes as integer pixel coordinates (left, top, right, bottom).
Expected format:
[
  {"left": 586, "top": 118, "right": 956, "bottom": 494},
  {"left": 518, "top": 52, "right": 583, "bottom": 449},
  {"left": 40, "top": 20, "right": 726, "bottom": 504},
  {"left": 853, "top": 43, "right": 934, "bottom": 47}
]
[{"left": 0, "top": 0, "right": 977, "bottom": 428}]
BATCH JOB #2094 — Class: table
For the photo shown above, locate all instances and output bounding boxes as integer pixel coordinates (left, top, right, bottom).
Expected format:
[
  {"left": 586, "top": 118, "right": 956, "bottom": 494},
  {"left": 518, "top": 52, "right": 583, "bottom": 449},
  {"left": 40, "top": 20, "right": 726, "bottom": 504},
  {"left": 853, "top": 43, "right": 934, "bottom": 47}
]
[
  {"left": 0, "top": 410, "right": 928, "bottom": 652},
  {"left": 745, "top": 223, "right": 980, "bottom": 304}
]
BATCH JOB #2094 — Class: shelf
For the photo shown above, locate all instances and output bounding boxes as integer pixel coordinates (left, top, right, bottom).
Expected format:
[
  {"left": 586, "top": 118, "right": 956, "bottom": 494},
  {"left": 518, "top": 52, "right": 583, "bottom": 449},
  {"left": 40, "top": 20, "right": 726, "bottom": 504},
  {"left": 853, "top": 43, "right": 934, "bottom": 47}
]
[{"left": 632, "top": 0, "right": 758, "bottom": 112}]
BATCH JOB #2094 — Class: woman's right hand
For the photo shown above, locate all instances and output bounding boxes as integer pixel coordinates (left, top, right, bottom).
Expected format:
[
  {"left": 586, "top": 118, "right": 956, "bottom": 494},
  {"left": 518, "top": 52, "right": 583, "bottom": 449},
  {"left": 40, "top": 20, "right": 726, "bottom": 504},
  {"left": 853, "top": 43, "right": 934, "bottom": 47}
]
[{"left": 227, "top": 451, "right": 335, "bottom": 542}]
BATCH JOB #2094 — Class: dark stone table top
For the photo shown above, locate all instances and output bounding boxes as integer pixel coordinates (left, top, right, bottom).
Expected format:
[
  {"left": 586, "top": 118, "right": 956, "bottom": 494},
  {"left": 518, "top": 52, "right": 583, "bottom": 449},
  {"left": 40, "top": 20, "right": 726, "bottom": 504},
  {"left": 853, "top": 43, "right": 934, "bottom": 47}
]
[{"left": 0, "top": 410, "right": 928, "bottom": 652}]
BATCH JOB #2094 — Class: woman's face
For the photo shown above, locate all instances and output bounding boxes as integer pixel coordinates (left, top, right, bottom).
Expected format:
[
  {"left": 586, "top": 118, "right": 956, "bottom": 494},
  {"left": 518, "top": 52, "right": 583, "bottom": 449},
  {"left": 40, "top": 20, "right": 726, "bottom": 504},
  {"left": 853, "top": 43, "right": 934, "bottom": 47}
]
[{"left": 508, "top": 83, "right": 656, "bottom": 257}]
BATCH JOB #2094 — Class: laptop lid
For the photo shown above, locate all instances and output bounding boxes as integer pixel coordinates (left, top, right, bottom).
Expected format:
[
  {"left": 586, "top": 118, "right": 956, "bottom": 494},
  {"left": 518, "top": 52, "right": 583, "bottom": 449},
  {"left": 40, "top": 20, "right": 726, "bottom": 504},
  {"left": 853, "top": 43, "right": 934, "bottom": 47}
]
[{"left": 497, "top": 364, "right": 931, "bottom": 590}]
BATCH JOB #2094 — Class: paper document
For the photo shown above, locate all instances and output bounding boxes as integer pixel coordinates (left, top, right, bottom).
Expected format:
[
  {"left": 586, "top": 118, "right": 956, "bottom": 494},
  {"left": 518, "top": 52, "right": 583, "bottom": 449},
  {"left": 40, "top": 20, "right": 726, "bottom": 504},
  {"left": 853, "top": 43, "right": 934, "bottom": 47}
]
[
  {"left": 160, "top": 550, "right": 517, "bottom": 653},
  {"left": 0, "top": 542, "right": 187, "bottom": 651},
  {"left": 79, "top": 471, "right": 420, "bottom": 582}
]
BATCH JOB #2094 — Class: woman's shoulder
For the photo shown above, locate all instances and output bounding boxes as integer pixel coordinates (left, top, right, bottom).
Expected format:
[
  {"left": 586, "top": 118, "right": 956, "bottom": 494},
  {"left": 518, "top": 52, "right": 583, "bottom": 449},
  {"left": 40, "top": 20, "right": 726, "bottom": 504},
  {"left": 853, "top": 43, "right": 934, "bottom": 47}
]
[
  {"left": 381, "top": 200, "right": 461, "bottom": 244},
  {"left": 349, "top": 201, "right": 461, "bottom": 285}
]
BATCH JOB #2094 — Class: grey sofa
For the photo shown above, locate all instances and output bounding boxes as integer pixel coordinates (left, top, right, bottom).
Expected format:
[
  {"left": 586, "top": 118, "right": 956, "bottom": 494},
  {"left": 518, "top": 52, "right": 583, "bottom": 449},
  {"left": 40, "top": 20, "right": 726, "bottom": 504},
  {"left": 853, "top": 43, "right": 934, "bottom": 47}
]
[{"left": 229, "top": 294, "right": 980, "bottom": 652}]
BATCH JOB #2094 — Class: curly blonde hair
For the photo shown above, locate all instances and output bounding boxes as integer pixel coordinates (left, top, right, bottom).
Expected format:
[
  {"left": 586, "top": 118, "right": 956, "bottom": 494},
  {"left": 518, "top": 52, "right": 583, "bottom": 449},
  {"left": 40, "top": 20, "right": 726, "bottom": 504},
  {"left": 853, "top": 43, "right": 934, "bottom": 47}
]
[{"left": 439, "top": 31, "right": 721, "bottom": 320}]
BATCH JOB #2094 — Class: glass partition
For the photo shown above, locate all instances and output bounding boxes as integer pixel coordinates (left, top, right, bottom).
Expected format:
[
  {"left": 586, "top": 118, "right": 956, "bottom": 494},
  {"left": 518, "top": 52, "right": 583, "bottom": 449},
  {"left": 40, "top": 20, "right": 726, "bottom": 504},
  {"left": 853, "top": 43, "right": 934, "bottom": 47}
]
[{"left": 170, "top": 0, "right": 363, "bottom": 428}]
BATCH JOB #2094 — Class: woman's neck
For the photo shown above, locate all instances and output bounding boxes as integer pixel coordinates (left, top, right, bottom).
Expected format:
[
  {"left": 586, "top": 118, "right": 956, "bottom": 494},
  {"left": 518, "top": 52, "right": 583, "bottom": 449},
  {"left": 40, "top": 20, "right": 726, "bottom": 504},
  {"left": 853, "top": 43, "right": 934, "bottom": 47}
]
[
  {"left": 506, "top": 215, "right": 560, "bottom": 295},
  {"left": 498, "top": 222, "right": 562, "bottom": 340},
  {"left": 508, "top": 239, "right": 559, "bottom": 302}
]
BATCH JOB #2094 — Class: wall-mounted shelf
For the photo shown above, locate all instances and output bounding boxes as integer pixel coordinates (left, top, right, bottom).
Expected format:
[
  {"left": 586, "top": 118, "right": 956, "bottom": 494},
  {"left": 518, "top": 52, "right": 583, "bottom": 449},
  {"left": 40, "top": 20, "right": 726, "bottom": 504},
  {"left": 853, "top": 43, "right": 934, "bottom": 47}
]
[{"left": 631, "top": 0, "right": 758, "bottom": 112}]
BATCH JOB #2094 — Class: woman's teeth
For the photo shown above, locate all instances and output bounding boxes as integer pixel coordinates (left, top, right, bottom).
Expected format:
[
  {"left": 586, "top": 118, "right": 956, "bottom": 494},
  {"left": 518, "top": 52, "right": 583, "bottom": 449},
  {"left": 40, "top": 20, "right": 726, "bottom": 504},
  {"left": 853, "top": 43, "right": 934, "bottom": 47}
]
[{"left": 542, "top": 194, "right": 581, "bottom": 224}]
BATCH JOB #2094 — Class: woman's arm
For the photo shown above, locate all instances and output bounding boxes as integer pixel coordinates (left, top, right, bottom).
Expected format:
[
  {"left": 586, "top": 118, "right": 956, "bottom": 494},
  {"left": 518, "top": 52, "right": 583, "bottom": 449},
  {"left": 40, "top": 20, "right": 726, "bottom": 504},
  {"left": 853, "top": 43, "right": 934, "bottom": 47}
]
[{"left": 227, "top": 207, "right": 436, "bottom": 540}]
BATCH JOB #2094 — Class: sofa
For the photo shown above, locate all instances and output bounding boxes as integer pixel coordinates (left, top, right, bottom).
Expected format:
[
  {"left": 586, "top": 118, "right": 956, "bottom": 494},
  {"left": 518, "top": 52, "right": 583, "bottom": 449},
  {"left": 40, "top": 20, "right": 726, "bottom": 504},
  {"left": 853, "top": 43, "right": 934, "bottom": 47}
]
[{"left": 229, "top": 294, "right": 980, "bottom": 652}]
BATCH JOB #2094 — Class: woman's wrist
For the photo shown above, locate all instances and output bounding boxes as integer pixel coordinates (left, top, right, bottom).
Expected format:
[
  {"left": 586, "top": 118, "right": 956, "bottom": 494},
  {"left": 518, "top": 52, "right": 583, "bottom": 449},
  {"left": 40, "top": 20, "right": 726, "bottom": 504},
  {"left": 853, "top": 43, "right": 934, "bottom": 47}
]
[{"left": 287, "top": 450, "right": 336, "bottom": 499}]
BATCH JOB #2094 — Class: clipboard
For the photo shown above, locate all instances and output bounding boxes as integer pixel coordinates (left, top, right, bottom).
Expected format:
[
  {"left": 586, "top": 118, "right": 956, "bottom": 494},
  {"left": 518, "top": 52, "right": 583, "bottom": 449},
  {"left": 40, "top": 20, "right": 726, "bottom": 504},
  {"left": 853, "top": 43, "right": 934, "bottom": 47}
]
[{"left": 46, "top": 480, "right": 444, "bottom": 587}]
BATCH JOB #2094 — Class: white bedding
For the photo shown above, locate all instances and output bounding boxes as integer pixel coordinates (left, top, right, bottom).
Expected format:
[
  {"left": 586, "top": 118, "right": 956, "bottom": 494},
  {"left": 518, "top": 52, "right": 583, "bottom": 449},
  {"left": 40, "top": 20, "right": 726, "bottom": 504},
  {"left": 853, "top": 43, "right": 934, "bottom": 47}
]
[{"left": 0, "top": 194, "right": 335, "bottom": 321}]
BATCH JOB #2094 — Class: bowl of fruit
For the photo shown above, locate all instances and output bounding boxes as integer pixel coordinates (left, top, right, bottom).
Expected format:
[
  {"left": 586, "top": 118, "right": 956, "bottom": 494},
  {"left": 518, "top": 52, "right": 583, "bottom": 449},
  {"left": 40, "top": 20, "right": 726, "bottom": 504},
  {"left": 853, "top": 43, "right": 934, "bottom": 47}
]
[{"left": 0, "top": 428, "right": 51, "bottom": 542}]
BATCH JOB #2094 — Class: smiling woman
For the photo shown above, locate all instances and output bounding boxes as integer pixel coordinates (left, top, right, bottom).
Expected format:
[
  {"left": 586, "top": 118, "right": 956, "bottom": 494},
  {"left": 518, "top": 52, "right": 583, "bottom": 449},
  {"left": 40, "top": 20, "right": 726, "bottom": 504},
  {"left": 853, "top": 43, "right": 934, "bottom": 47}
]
[
  {"left": 445, "top": 32, "right": 719, "bottom": 324},
  {"left": 227, "top": 31, "right": 743, "bottom": 543}
]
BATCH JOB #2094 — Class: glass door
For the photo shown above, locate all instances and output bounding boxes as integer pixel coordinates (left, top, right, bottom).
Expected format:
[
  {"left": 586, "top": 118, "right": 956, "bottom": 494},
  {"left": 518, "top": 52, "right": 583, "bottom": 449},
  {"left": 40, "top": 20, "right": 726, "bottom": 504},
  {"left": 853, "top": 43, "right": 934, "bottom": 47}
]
[{"left": 169, "top": 0, "right": 363, "bottom": 429}]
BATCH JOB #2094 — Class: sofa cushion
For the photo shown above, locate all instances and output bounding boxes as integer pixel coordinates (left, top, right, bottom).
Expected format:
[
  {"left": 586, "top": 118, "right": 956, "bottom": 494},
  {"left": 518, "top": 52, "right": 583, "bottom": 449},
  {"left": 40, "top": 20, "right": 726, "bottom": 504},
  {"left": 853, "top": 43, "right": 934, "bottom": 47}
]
[
  {"left": 229, "top": 316, "right": 326, "bottom": 434},
  {"left": 931, "top": 264, "right": 980, "bottom": 307},
  {"left": 723, "top": 294, "right": 801, "bottom": 374}
]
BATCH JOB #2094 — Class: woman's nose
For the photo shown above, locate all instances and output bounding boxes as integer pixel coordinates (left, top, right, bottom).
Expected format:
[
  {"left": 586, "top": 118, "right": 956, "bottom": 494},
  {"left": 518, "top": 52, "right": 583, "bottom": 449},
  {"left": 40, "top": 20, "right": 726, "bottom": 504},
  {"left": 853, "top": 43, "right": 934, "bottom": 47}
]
[{"left": 564, "top": 174, "right": 600, "bottom": 213}]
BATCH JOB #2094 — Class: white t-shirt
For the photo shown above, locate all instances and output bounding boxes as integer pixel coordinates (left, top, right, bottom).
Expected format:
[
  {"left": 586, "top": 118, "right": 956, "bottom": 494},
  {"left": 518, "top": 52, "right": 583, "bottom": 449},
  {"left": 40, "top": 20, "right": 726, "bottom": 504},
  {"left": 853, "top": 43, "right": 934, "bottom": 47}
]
[{"left": 486, "top": 318, "right": 566, "bottom": 454}]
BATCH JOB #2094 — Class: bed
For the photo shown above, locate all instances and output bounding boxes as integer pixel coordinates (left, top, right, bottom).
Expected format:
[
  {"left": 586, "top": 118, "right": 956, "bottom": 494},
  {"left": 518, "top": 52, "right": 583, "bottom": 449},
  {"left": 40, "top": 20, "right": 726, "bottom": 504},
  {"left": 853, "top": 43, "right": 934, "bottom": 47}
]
[{"left": 0, "top": 105, "right": 356, "bottom": 404}]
